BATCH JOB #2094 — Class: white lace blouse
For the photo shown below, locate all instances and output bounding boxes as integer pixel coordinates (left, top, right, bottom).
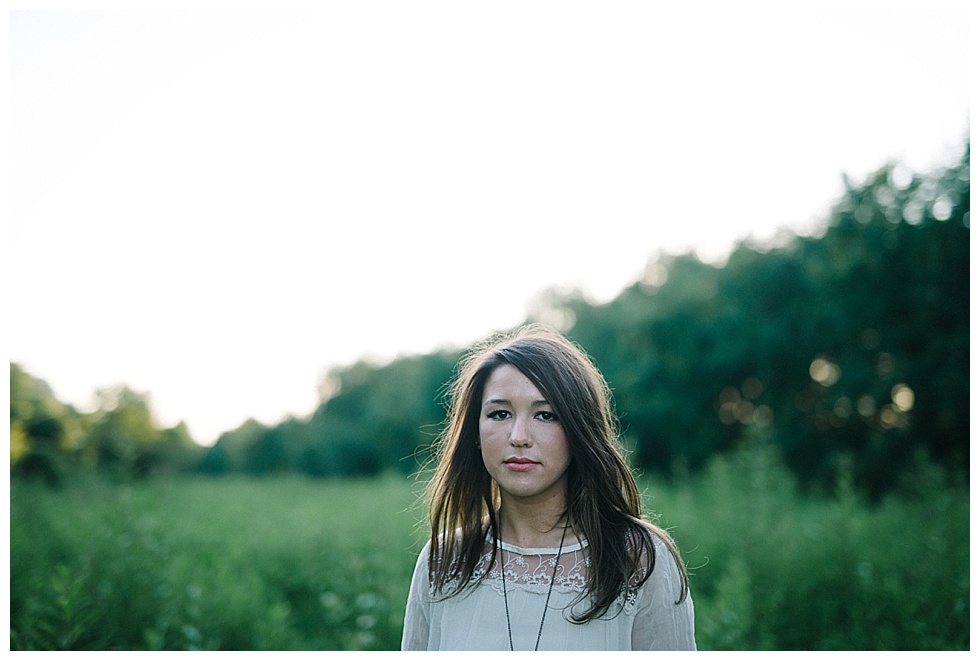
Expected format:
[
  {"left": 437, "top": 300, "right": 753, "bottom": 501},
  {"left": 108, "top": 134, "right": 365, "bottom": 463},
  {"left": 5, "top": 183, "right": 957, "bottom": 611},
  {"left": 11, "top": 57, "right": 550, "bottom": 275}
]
[{"left": 400, "top": 533, "right": 696, "bottom": 651}]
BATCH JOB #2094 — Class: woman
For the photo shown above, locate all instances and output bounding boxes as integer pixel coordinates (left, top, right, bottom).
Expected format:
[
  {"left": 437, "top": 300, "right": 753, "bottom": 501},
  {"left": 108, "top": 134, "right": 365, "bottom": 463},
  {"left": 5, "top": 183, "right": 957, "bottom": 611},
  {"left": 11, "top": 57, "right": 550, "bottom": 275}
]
[{"left": 401, "top": 325, "right": 695, "bottom": 650}]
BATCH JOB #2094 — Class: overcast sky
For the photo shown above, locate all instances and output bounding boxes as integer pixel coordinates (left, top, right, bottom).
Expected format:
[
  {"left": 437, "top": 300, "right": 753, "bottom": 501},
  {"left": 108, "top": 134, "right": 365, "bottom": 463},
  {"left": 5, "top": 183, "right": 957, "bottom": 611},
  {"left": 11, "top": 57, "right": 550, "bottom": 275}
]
[{"left": 8, "top": 2, "right": 971, "bottom": 444}]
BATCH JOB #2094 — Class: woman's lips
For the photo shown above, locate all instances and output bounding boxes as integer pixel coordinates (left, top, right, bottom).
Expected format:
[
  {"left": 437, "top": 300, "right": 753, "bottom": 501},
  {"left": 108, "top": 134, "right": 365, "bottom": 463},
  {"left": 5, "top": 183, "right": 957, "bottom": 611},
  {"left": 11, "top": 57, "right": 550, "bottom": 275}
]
[{"left": 504, "top": 458, "right": 539, "bottom": 472}]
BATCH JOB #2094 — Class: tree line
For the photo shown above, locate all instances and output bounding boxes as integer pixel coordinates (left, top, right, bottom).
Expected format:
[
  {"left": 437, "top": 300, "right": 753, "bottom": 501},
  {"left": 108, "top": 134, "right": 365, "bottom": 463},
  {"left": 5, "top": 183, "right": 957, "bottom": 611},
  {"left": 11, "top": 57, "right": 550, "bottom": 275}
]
[{"left": 11, "top": 142, "right": 969, "bottom": 498}]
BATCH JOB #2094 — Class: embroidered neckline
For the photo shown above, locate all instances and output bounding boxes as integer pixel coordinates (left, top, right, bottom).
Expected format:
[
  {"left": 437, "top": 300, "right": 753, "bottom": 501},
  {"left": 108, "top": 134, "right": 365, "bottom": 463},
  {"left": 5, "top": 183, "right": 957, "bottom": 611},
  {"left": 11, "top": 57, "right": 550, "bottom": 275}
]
[
  {"left": 485, "top": 531, "right": 590, "bottom": 555},
  {"left": 437, "top": 534, "right": 645, "bottom": 615}
]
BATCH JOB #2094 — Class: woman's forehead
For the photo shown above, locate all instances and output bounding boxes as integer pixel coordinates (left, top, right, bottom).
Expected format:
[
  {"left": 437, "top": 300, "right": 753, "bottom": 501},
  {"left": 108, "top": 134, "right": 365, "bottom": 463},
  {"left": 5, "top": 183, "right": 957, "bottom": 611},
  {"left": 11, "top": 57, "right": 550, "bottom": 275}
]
[{"left": 482, "top": 364, "right": 548, "bottom": 403}]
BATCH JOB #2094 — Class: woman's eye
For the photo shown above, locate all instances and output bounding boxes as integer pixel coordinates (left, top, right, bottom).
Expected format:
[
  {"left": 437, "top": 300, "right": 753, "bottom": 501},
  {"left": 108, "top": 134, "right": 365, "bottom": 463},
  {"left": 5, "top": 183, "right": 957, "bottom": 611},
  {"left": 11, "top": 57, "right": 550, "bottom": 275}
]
[
  {"left": 487, "top": 410, "right": 510, "bottom": 420},
  {"left": 537, "top": 411, "right": 558, "bottom": 422}
]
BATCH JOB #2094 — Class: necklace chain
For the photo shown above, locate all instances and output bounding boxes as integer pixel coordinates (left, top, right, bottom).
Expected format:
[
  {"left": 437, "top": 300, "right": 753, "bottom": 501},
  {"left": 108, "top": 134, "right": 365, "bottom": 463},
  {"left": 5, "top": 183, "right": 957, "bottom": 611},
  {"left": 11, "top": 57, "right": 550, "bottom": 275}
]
[{"left": 499, "top": 521, "right": 569, "bottom": 652}]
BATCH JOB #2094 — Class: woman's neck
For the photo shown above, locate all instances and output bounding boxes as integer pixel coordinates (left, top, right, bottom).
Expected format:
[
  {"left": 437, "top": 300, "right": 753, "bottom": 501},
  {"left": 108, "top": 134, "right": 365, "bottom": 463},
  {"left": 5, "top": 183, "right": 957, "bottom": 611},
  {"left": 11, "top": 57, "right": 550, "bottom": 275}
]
[{"left": 498, "top": 494, "right": 571, "bottom": 548}]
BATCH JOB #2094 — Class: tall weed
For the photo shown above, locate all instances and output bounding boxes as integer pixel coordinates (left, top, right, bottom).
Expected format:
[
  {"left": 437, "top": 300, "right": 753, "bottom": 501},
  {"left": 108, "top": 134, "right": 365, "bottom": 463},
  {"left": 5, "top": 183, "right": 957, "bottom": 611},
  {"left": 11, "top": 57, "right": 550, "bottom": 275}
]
[{"left": 643, "top": 440, "right": 969, "bottom": 650}]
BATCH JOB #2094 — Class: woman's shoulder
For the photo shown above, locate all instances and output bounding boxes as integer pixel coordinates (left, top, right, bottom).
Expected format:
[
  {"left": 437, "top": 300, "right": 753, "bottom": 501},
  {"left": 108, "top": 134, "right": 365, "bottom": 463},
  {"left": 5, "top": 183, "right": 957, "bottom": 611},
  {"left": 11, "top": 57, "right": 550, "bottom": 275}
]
[
  {"left": 423, "top": 527, "right": 486, "bottom": 575},
  {"left": 627, "top": 519, "right": 677, "bottom": 554},
  {"left": 621, "top": 519, "right": 685, "bottom": 579}
]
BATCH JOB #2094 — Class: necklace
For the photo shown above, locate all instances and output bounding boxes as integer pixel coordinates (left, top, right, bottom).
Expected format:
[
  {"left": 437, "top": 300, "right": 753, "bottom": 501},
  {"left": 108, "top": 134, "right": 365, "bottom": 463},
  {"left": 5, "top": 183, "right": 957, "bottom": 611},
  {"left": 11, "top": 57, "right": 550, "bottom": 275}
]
[{"left": 499, "top": 521, "right": 569, "bottom": 651}]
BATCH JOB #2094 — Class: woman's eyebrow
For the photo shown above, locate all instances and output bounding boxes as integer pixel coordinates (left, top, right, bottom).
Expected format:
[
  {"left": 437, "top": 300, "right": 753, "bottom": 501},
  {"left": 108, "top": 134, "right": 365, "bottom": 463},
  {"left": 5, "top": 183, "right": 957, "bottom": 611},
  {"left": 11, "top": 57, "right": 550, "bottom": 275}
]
[{"left": 482, "top": 398, "right": 551, "bottom": 407}]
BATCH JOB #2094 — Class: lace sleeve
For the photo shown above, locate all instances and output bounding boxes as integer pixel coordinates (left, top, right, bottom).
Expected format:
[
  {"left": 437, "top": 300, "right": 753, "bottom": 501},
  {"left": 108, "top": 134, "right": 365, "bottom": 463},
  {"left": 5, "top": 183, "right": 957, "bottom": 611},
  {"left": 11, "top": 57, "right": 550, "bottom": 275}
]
[
  {"left": 630, "top": 538, "right": 696, "bottom": 650},
  {"left": 400, "top": 541, "right": 432, "bottom": 651}
]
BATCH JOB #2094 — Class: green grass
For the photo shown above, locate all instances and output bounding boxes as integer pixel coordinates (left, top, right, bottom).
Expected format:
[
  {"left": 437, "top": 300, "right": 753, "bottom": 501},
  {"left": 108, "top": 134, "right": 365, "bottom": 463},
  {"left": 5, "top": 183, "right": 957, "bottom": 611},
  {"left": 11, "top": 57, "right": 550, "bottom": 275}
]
[
  {"left": 9, "top": 449, "right": 969, "bottom": 650},
  {"left": 641, "top": 446, "right": 970, "bottom": 650},
  {"left": 10, "top": 474, "right": 427, "bottom": 650}
]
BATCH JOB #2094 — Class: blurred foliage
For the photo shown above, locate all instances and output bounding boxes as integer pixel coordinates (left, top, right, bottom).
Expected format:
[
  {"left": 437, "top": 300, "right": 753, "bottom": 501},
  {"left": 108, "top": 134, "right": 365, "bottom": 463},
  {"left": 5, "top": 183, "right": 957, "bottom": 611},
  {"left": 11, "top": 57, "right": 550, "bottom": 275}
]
[
  {"left": 659, "top": 437, "right": 969, "bottom": 650},
  {"left": 10, "top": 475, "right": 423, "bottom": 650},
  {"left": 10, "top": 454, "right": 968, "bottom": 650},
  {"left": 9, "top": 142, "right": 969, "bottom": 499}
]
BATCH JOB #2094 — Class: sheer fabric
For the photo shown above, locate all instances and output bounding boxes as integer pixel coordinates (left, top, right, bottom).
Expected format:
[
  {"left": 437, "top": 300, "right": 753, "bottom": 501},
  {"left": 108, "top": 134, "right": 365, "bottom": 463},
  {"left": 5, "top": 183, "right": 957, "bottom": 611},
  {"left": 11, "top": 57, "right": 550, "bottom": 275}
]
[{"left": 401, "top": 533, "right": 696, "bottom": 651}]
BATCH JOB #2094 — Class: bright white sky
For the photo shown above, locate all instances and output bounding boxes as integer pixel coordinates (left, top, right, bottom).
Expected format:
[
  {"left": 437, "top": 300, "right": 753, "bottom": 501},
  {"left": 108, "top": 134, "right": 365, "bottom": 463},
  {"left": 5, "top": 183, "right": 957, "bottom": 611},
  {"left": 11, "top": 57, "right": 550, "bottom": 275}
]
[{"left": 7, "top": 1, "right": 971, "bottom": 445}]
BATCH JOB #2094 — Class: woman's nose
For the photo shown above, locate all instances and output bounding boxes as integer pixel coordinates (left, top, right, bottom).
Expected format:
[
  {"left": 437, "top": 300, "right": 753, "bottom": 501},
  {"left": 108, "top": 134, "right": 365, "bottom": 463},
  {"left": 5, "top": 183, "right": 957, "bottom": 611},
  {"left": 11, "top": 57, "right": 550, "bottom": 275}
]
[{"left": 509, "top": 416, "right": 530, "bottom": 446}]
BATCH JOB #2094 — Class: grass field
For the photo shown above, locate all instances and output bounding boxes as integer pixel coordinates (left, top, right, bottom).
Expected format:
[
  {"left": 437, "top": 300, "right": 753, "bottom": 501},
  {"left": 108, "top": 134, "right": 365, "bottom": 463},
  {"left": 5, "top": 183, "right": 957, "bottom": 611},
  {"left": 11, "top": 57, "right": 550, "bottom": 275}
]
[{"left": 9, "top": 447, "right": 970, "bottom": 650}]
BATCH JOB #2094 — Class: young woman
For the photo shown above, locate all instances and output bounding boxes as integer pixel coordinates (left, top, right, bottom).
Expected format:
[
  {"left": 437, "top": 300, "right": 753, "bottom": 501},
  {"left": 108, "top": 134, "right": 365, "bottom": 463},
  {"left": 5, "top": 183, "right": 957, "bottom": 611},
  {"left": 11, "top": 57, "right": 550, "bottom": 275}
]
[{"left": 401, "top": 325, "right": 695, "bottom": 651}]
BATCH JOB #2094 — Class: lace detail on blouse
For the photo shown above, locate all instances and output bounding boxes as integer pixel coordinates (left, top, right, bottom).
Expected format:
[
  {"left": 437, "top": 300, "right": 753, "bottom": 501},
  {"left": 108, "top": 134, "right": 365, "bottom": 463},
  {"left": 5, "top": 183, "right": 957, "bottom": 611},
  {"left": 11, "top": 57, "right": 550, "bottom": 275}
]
[{"left": 440, "top": 535, "right": 646, "bottom": 615}]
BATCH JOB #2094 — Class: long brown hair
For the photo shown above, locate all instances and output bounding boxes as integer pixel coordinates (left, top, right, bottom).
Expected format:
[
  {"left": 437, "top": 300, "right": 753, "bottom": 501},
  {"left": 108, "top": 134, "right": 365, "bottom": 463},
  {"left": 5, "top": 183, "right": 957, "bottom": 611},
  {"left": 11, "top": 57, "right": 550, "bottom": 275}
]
[{"left": 425, "top": 324, "right": 689, "bottom": 622}]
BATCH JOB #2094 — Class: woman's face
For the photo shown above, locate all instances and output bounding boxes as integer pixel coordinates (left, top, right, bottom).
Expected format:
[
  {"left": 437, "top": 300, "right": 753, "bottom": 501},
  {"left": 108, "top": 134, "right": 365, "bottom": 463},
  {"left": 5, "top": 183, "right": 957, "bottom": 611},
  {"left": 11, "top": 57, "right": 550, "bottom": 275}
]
[{"left": 478, "top": 364, "right": 571, "bottom": 506}]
